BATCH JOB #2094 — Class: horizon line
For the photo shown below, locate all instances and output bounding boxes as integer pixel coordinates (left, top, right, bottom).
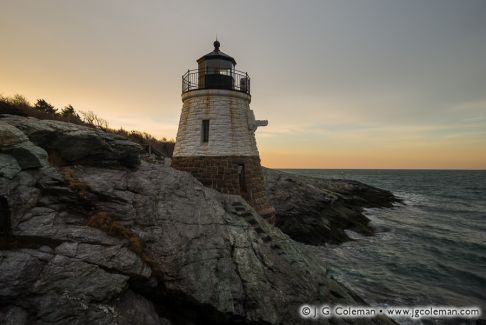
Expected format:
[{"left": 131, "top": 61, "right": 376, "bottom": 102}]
[{"left": 271, "top": 167, "right": 486, "bottom": 171}]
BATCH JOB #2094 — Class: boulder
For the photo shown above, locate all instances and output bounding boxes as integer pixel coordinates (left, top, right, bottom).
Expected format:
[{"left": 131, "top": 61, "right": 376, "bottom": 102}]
[
  {"left": 0, "top": 154, "right": 21, "bottom": 179},
  {"left": 4, "top": 142, "right": 48, "bottom": 170},
  {"left": 0, "top": 122, "right": 48, "bottom": 172},
  {"left": 0, "top": 123, "right": 29, "bottom": 146}
]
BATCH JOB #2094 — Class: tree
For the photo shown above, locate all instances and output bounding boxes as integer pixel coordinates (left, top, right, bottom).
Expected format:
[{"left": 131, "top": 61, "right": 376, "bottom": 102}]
[
  {"left": 60, "top": 105, "right": 81, "bottom": 122},
  {"left": 34, "top": 99, "right": 57, "bottom": 114},
  {"left": 61, "top": 105, "right": 79, "bottom": 118}
]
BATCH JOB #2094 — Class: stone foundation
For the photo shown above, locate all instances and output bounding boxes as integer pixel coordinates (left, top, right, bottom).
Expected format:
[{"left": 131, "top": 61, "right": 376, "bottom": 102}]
[{"left": 171, "top": 156, "right": 275, "bottom": 221}]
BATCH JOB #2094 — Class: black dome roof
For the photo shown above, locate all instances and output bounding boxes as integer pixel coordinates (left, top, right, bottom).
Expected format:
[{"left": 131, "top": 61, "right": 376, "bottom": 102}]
[{"left": 197, "top": 40, "right": 236, "bottom": 65}]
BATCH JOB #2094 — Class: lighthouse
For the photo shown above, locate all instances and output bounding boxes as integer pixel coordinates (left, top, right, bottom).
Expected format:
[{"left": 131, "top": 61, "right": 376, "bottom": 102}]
[{"left": 172, "top": 40, "right": 275, "bottom": 220}]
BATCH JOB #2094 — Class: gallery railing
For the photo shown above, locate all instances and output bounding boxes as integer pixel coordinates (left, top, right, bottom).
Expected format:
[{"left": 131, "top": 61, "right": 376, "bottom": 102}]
[{"left": 182, "top": 69, "right": 251, "bottom": 95}]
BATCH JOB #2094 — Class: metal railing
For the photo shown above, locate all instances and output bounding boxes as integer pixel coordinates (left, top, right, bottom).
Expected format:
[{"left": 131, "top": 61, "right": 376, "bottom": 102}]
[{"left": 182, "top": 69, "right": 251, "bottom": 95}]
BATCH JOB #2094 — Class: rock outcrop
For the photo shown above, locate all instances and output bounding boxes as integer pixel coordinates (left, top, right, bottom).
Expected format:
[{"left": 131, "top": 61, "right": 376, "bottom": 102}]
[
  {"left": 0, "top": 114, "right": 394, "bottom": 325},
  {"left": 0, "top": 115, "right": 141, "bottom": 170},
  {"left": 265, "top": 169, "right": 399, "bottom": 245}
]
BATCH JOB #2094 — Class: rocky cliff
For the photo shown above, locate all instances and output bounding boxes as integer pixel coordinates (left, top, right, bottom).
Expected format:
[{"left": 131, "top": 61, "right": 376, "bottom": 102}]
[{"left": 0, "top": 114, "right": 395, "bottom": 325}]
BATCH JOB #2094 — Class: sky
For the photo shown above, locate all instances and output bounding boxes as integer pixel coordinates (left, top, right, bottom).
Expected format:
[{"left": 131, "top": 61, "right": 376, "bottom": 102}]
[{"left": 1, "top": 0, "right": 485, "bottom": 169}]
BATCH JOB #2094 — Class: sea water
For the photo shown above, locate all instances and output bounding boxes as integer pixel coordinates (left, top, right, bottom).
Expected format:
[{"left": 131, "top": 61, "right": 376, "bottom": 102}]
[{"left": 282, "top": 169, "right": 486, "bottom": 323}]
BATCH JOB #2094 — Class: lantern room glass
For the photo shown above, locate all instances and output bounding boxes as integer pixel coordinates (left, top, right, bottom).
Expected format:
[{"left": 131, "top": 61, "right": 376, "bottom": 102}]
[{"left": 198, "top": 59, "right": 235, "bottom": 90}]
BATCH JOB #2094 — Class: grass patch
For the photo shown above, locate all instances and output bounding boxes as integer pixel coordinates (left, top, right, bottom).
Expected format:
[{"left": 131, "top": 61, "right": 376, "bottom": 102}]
[
  {"left": 61, "top": 167, "right": 92, "bottom": 201},
  {"left": 88, "top": 211, "right": 155, "bottom": 268},
  {"left": 88, "top": 211, "right": 143, "bottom": 255}
]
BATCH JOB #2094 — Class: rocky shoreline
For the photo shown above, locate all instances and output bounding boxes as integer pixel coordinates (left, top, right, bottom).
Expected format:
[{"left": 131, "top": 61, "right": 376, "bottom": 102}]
[
  {"left": 265, "top": 168, "right": 399, "bottom": 245},
  {"left": 1, "top": 114, "right": 397, "bottom": 324}
]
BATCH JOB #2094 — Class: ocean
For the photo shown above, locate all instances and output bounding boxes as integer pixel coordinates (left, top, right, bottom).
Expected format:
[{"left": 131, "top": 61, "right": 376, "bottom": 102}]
[{"left": 281, "top": 169, "right": 486, "bottom": 323}]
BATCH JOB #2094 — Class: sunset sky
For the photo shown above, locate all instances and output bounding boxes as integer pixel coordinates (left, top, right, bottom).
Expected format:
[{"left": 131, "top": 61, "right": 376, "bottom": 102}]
[{"left": 1, "top": 0, "right": 485, "bottom": 169}]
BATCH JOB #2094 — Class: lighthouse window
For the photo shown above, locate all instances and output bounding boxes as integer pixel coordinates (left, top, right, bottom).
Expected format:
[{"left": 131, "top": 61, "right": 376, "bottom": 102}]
[{"left": 202, "top": 120, "right": 210, "bottom": 143}]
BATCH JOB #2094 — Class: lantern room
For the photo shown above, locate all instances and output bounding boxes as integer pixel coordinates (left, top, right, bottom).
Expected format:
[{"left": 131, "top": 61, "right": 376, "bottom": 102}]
[{"left": 182, "top": 40, "right": 250, "bottom": 94}]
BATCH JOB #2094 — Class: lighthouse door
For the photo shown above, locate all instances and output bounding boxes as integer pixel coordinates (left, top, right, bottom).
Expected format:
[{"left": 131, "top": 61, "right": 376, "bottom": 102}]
[{"left": 237, "top": 164, "right": 247, "bottom": 193}]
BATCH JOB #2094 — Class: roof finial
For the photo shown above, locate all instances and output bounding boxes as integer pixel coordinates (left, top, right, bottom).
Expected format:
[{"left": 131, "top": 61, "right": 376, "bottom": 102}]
[{"left": 213, "top": 37, "right": 220, "bottom": 52}]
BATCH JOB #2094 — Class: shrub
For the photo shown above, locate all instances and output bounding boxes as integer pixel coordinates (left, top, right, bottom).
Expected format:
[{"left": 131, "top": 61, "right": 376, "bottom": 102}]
[
  {"left": 80, "top": 110, "right": 109, "bottom": 130},
  {"left": 9, "top": 94, "right": 31, "bottom": 107},
  {"left": 1, "top": 94, "right": 174, "bottom": 158}
]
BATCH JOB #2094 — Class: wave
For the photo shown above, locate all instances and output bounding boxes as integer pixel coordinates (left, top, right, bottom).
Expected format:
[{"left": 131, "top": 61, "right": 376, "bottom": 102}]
[
  {"left": 308, "top": 169, "right": 486, "bottom": 314},
  {"left": 437, "top": 263, "right": 486, "bottom": 293}
]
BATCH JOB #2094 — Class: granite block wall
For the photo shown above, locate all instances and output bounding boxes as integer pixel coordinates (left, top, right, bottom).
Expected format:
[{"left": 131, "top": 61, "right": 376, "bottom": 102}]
[{"left": 171, "top": 155, "right": 275, "bottom": 221}]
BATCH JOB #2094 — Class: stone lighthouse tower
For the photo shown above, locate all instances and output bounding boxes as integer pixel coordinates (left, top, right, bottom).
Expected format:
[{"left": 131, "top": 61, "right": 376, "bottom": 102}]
[{"left": 172, "top": 40, "right": 275, "bottom": 220}]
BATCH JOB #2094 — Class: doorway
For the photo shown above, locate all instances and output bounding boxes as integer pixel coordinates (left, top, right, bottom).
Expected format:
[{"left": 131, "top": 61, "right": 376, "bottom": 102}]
[{"left": 237, "top": 163, "right": 247, "bottom": 193}]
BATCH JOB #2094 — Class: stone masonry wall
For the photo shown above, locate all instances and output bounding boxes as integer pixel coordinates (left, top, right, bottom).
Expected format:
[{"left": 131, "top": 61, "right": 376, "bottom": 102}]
[
  {"left": 173, "top": 89, "right": 259, "bottom": 157},
  {"left": 172, "top": 155, "right": 275, "bottom": 221}
]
